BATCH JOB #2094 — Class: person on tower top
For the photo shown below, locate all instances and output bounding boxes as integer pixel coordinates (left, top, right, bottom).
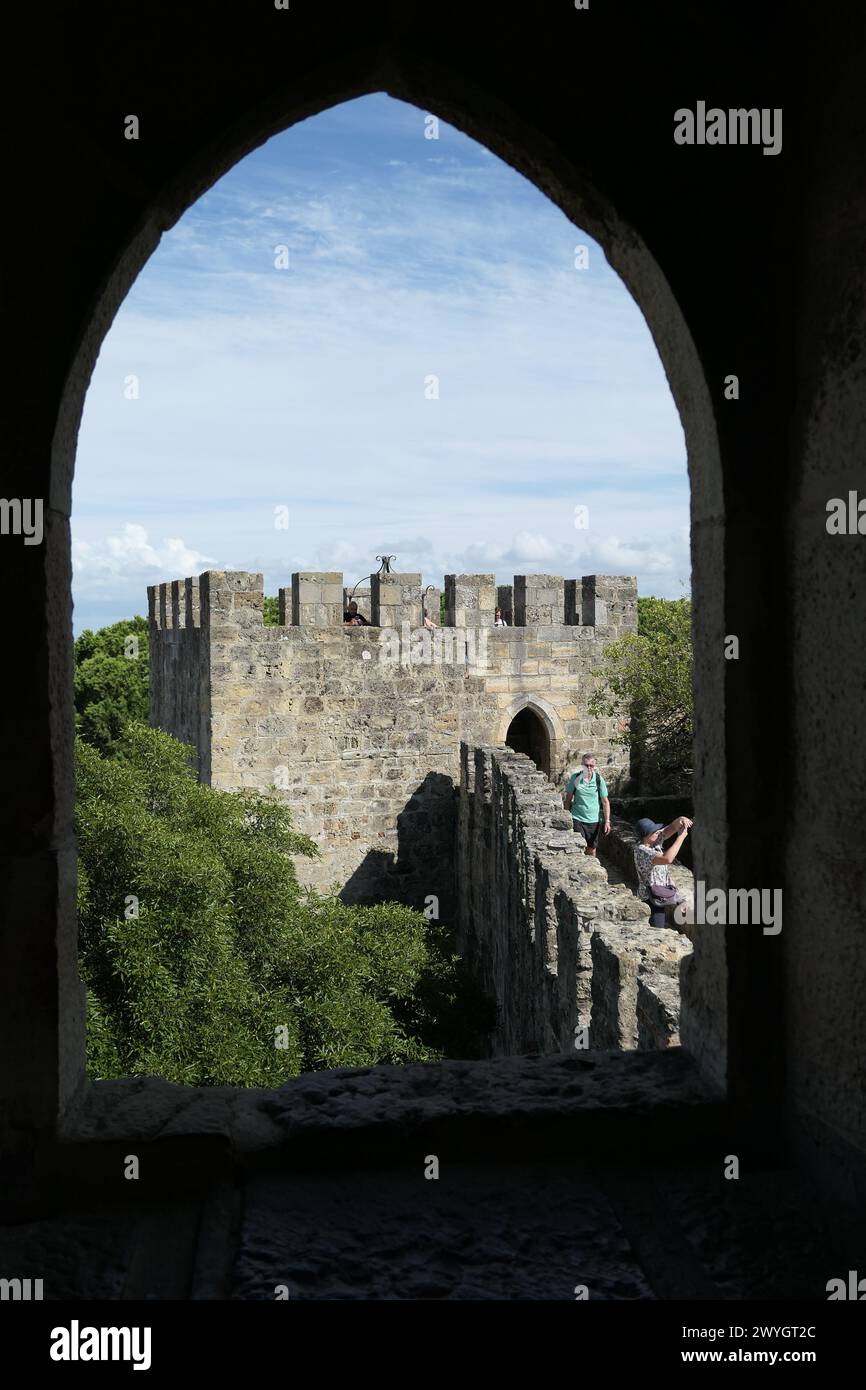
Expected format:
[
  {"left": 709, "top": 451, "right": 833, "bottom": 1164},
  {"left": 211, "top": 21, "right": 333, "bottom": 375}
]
[{"left": 343, "top": 600, "right": 370, "bottom": 625}]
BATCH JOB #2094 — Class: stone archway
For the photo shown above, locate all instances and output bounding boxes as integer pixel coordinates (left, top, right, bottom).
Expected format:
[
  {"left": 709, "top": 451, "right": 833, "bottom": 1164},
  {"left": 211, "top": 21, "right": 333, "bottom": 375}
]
[
  {"left": 10, "top": 40, "right": 737, "bottom": 1151},
  {"left": 504, "top": 706, "right": 551, "bottom": 778},
  {"left": 497, "top": 695, "right": 565, "bottom": 783}
]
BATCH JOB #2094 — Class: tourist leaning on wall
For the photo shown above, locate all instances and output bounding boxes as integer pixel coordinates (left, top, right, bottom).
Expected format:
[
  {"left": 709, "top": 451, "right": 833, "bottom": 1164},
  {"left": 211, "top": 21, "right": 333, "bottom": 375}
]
[{"left": 633, "top": 815, "right": 692, "bottom": 928}]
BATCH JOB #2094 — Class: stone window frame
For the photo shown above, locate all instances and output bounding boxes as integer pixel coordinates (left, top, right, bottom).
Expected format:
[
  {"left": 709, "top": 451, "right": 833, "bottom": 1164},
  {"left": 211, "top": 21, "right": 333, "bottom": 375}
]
[{"left": 26, "top": 68, "right": 731, "bottom": 1159}]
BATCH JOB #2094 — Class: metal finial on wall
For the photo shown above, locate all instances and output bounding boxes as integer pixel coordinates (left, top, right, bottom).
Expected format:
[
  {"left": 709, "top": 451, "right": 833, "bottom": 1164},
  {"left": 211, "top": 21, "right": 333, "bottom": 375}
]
[{"left": 376, "top": 555, "right": 396, "bottom": 574}]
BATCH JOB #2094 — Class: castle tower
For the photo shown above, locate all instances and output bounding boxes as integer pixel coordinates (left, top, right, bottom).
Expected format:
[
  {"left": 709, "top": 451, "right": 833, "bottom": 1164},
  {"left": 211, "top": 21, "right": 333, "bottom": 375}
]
[{"left": 148, "top": 569, "right": 638, "bottom": 918}]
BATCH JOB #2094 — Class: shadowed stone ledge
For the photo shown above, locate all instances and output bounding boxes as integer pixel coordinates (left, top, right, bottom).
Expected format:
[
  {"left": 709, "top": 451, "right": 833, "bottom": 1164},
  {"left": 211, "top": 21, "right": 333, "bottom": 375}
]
[{"left": 54, "top": 1050, "right": 727, "bottom": 1200}]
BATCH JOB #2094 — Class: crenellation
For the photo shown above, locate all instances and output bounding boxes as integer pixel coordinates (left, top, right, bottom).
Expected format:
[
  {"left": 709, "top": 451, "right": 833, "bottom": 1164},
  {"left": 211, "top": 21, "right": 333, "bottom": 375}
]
[
  {"left": 445, "top": 573, "right": 496, "bottom": 628},
  {"left": 371, "top": 571, "right": 422, "bottom": 627},
  {"left": 343, "top": 584, "right": 371, "bottom": 620},
  {"left": 514, "top": 574, "right": 565, "bottom": 626},
  {"left": 201, "top": 571, "right": 265, "bottom": 631},
  {"left": 171, "top": 579, "right": 184, "bottom": 629},
  {"left": 581, "top": 574, "right": 638, "bottom": 629},
  {"left": 185, "top": 576, "right": 200, "bottom": 628},
  {"left": 496, "top": 583, "right": 513, "bottom": 624},
  {"left": 291, "top": 572, "right": 344, "bottom": 627}
]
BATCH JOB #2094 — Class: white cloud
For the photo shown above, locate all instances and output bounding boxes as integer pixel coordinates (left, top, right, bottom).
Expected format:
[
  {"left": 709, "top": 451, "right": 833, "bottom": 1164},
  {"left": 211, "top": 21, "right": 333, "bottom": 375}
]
[
  {"left": 72, "top": 524, "right": 216, "bottom": 587},
  {"left": 503, "top": 532, "right": 558, "bottom": 564}
]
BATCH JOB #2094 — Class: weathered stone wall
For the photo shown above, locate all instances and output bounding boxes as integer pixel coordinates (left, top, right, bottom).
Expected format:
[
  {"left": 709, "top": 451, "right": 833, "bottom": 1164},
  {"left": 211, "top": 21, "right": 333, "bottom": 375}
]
[
  {"left": 149, "top": 569, "right": 638, "bottom": 920},
  {"left": 591, "top": 928, "right": 690, "bottom": 1049},
  {"left": 456, "top": 743, "right": 692, "bottom": 1056},
  {"left": 146, "top": 576, "right": 207, "bottom": 776}
]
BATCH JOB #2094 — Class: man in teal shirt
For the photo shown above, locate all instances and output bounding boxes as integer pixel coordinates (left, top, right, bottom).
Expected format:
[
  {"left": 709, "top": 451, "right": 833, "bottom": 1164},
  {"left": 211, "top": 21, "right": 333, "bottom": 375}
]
[{"left": 564, "top": 753, "right": 611, "bottom": 856}]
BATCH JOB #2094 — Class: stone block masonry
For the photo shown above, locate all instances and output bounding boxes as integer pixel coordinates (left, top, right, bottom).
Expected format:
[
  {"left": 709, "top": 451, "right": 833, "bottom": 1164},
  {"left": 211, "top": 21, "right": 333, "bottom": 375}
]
[
  {"left": 149, "top": 569, "right": 639, "bottom": 926},
  {"left": 456, "top": 744, "right": 693, "bottom": 1056},
  {"left": 147, "top": 575, "right": 206, "bottom": 776}
]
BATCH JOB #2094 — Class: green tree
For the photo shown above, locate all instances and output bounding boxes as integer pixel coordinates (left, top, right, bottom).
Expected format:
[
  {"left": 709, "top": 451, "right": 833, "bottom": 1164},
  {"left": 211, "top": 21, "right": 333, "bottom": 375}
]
[
  {"left": 587, "top": 596, "right": 693, "bottom": 791},
  {"left": 74, "top": 616, "right": 150, "bottom": 754},
  {"left": 75, "top": 600, "right": 282, "bottom": 752},
  {"left": 77, "top": 722, "right": 494, "bottom": 1085}
]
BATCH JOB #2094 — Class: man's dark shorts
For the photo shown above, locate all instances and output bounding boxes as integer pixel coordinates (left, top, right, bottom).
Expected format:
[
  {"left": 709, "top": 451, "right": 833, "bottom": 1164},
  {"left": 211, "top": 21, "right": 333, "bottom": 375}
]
[{"left": 573, "top": 819, "right": 602, "bottom": 848}]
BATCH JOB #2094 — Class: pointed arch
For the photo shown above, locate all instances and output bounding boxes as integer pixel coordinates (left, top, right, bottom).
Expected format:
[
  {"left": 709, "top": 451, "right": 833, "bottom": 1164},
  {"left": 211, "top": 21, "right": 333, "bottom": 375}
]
[{"left": 497, "top": 695, "right": 566, "bottom": 781}]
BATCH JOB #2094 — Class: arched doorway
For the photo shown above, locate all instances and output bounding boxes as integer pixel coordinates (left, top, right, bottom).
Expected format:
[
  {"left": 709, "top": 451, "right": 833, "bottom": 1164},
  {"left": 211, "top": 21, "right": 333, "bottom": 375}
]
[{"left": 505, "top": 706, "right": 551, "bottom": 778}]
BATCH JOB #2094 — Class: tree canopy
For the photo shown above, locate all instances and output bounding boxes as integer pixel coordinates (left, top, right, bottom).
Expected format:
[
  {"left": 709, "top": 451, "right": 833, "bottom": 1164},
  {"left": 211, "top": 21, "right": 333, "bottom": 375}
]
[
  {"left": 77, "top": 722, "right": 494, "bottom": 1086},
  {"left": 74, "top": 615, "right": 150, "bottom": 754},
  {"left": 587, "top": 595, "right": 693, "bottom": 791},
  {"left": 74, "top": 600, "right": 284, "bottom": 755}
]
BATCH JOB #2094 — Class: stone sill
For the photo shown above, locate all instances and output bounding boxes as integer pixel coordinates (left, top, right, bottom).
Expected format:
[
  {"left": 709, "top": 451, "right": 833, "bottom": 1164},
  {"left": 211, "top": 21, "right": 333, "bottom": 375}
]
[{"left": 54, "top": 1051, "right": 727, "bottom": 1198}]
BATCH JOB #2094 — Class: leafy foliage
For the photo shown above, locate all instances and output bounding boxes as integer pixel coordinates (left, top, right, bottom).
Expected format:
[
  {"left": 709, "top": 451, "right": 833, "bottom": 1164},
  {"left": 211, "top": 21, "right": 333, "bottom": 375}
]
[
  {"left": 587, "top": 596, "right": 693, "bottom": 790},
  {"left": 75, "top": 599, "right": 281, "bottom": 753},
  {"left": 77, "top": 722, "right": 494, "bottom": 1085},
  {"left": 74, "top": 616, "right": 149, "bottom": 754}
]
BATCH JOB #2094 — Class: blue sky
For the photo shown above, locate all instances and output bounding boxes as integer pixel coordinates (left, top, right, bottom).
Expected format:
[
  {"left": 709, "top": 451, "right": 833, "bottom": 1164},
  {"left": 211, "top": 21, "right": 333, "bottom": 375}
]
[{"left": 72, "top": 94, "right": 690, "bottom": 634}]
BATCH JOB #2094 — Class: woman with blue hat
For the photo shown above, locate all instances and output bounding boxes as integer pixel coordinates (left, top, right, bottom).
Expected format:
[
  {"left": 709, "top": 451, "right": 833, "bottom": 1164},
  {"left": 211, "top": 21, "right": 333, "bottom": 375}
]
[{"left": 634, "top": 814, "right": 692, "bottom": 927}]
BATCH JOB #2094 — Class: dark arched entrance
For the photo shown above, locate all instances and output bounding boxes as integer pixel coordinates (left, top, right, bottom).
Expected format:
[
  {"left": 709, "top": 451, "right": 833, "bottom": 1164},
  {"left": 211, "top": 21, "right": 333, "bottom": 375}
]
[{"left": 505, "top": 707, "right": 551, "bottom": 778}]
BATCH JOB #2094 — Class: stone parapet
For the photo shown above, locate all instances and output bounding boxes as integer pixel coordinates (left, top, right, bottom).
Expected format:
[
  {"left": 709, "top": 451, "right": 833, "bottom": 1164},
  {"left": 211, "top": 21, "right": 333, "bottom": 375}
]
[
  {"left": 372, "top": 572, "right": 423, "bottom": 627},
  {"left": 445, "top": 573, "right": 497, "bottom": 628},
  {"left": 457, "top": 743, "right": 691, "bottom": 1057},
  {"left": 637, "top": 972, "right": 683, "bottom": 1049},
  {"left": 591, "top": 927, "right": 691, "bottom": 1049},
  {"left": 148, "top": 575, "right": 203, "bottom": 630},
  {"left": 291, "top": 571, "right": 344, "bottom": 627},
  {"left": 581, "top": 574, "right": 638, "bottom": 632},
  {"left": 200, "top": 571, "right": 265, "bottom": 634},
  {"left": 514, "top": 574, "right": 565, "bottom": 626}
]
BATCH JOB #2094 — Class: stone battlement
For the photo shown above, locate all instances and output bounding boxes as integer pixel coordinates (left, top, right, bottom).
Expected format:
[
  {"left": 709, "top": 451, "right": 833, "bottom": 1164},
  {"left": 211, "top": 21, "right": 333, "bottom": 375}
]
[
  {"left": 456, "top": 744, "right": 692, "bottom": 1056},
  {"left": 147, "top": 570, "right": 638, "bottom": 632}
]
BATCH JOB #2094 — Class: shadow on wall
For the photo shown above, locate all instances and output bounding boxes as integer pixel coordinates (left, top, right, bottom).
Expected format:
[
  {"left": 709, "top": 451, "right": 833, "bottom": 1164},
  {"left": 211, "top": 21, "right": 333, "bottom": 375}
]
[{"left": 339, "top": 771, "right": 458, "bottom": 920}]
